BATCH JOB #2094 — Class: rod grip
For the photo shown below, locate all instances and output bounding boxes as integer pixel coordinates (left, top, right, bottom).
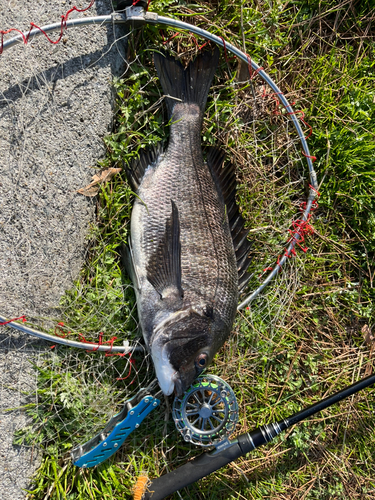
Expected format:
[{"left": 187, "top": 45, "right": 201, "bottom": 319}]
[{"left": 143, "top": 437, "right": 252, "bottom": 500}]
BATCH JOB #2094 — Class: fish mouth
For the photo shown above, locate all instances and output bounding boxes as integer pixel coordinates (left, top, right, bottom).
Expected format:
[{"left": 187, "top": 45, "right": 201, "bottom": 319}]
[
  {"left": 151, "top": 336, "right": 191, "bottom": 396},
  {"left": 150, "top": 334, "right": 177, "bottom": 396}
]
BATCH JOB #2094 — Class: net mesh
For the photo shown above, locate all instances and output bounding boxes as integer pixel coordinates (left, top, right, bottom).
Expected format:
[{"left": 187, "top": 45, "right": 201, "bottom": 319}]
[{"left": 0, "top": 2, "right": 315, "bottom": 498}]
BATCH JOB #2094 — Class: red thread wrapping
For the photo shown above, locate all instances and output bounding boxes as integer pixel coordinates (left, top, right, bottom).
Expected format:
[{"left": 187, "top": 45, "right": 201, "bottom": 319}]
[
  {"left": 219, "top": 36, "right": 229, "bottom": 63},
  {"left": 77, "top": 332, "right": 136, "bottom": 378},
  {"left": 161, "top": 31, "right": 180, "bottom": 45},
  {"left": 54, "top": 321, "right": 67, "bottom": 339},
  {"left": 50, "top": 321, "right": 68, "bottom": 348},
  {"left": 287, "top": 109, "right": 313, "bottom": 139},
  {"left": 261, "top": 86, "right": 317, "bottom": 150},
  {"left": 78, "top": 331, "right": 119, "bottom": 355},
  {"left": 0, "top": 0, "right": 95, "bottom": 55},
  {"left": 50, "top": 325, "right": 136, "bottom": 380},
  {"left": 261, "top": 189, "right": 320, "bottom": 274},
  {"left": 309, "top": 184, "right": 320, "bottom": 197},
  {"left": 285, "top": 219, "right": 314, "bottom": 255},
  {"left": 191, "top": 35, "right": 209, "bottom": 51},
  {"left": 261, "top": 86, "right": 283, "bottom": 113},
  {"left": 50, "top": 324, "right": 135, "bottom": 378},
  {"left": 51, "top": 322, "right": 129, "bottom": 357},
  {"left": 116, "top": 357, "right": 136, "bottom": 382},
  {"left": 246, "top": 54, "right": 263, "bottom": 79},
  {"left": 283, "top": 193, "right": 320, "bottom": 257},
  {"left": 0, "top": 315, "right": 27, "bottom": 326},
  {"left": 302, "top": 151, "right": 317, "bottom": 162}
]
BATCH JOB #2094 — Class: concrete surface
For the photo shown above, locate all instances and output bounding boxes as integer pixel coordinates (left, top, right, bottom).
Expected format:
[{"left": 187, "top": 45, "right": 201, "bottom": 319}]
[{"left": 0, "top": 1, "right": 127, "bottom": 496}]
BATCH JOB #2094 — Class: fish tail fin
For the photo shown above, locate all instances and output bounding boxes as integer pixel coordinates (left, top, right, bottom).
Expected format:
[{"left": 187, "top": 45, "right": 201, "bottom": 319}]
[{"left": 154, "top": 48, "right": 219, "bottom": 118}]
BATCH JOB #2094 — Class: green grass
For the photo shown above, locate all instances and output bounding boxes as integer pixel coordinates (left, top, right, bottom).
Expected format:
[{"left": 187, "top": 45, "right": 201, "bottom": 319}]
[{"left": 21, "top": 1, "right": 375, "bottom": 499}]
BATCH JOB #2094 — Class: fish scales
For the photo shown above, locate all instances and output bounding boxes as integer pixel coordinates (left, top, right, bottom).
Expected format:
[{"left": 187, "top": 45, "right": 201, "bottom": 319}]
[
  {"left": 137, "top": 109, "right": 237, "bottom": 321},
  {"left": 126, "top": 49, "right": 241, "bottom": 396}
]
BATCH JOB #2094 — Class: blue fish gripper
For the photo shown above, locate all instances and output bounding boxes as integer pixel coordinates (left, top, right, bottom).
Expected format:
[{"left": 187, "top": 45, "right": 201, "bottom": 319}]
[{"left": 71, "top": 394, "right": 160, "bottom": 468}]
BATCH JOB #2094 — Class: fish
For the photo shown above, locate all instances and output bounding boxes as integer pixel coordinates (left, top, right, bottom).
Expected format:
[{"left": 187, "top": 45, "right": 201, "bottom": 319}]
[{"left": 124, "top": 48, "right": 252, "bottom": 396}]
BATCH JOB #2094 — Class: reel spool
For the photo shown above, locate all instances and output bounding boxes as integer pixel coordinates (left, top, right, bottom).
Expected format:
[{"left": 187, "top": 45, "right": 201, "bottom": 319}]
[{"left": 172, "top": 374, "right": 239, "bottom": 447}]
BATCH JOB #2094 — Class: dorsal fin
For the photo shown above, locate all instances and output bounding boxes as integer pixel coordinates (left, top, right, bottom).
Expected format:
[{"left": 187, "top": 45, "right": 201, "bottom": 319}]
[
  {"left": 125, "top": 143, "right": 163, "bottom": 192},
  {"left": 207, "top": 147, "right": 252, "bottom": 291},
  {"left": 146, "top": 200, "right": 183, "bottom": 300}
]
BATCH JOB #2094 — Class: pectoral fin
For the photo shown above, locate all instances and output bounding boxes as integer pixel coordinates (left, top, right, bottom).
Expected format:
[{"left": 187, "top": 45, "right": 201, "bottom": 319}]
[{"left": 146, "top": 200, "right": 183, "bottom": 299}]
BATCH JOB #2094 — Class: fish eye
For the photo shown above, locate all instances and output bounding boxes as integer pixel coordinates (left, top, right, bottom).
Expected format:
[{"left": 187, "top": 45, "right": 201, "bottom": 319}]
[{"left": 196, "top": 353, "right": 208, "bottom": 368}]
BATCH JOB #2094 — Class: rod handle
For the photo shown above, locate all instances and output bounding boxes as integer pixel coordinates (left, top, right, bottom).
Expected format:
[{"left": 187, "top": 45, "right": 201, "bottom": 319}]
[{"left": 142, "top": 436, "right": 252, "bottom": 500}]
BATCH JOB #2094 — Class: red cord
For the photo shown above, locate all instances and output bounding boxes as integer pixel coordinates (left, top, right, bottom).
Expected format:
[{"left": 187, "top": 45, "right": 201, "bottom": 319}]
[
  {"left": 0, "top": 1, "right": 95, "bottom": 54},
  {"left": 0, "top": 315, "right": 27, "bottom": 326},
  {"left": 162, "top": 31, "right": 180, "bottom": 45},
  {"left": 246, "top": 54, "right": 263, "bottom": 79},
  {"left": 219, "top": 36, "right": 229, "bottom": 63},
  {"left": 261, "top": 188, "right": 320, "bottom": 276},
  {"left": 116, "top": 357, "right": 136, "bottom": 381},
  {"left": 78, "top": 331, "right": 120, "bottom": 354}
]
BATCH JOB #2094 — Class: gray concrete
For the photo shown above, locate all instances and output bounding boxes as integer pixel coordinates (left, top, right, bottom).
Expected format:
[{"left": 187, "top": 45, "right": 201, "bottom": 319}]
[
  {"left": 0, "top": 1, "right": 127, "bottom": 497},
  {"left": 0, "top": 333, "right": 44, "bottom": 499}
]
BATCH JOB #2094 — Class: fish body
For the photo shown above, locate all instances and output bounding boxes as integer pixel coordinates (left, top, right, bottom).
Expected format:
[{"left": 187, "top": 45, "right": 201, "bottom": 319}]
[{"left": 125, "top": 49, "right": 251, "bottom": 396}]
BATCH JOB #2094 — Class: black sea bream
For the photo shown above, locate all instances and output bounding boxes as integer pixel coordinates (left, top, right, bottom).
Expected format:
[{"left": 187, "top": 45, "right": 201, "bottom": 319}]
[{"left": 125, "top": 49, "right": 252, "bottom": 396}]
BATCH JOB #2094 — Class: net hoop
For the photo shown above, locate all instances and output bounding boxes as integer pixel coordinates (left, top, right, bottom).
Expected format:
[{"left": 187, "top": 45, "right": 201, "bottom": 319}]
[{"left": 1, "top": 11, "right": 319, "bottom": 346}]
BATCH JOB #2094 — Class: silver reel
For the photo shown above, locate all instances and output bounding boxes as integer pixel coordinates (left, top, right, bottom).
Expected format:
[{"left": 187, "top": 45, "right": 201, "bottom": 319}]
[{"left": 172, "top": 374, "right": 239, "bottom": 447}]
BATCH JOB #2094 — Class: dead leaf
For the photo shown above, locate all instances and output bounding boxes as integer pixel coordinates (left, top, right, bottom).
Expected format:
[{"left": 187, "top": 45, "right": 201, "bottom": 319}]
[
  {"left": 236, "top": 58, "right": 251, "bottom": 83},
  {"left": 77, "top": 167, "right": 122, "bottom": 197},
  {"left": 77, "top": 184, "right": 101, "bottom": 197},
  {"left": 362, "top": 324, "right": 374, "bottom": 346}
]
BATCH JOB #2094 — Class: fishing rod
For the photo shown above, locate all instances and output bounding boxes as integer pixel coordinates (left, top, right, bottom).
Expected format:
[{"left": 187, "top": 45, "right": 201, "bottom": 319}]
[{"left": 137, "top": 373, "right": 375, "bottom": 500}]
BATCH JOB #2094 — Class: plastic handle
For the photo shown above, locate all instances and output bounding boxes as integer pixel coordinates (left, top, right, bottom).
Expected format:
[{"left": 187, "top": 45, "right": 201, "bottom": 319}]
[{"left": 73, "top": 396, "right": 159, "bottom": 468}]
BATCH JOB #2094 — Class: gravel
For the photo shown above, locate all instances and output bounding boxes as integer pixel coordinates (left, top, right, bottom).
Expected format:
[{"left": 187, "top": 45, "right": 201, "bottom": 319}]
[{"left": 0, "top": 1, "right": 127, "bottom": 497}]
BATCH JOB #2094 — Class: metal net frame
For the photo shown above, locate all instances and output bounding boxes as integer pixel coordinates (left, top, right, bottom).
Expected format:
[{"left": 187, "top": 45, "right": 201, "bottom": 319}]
[{"left": 1, "top": 3, "right": 318, "bottom": 347}]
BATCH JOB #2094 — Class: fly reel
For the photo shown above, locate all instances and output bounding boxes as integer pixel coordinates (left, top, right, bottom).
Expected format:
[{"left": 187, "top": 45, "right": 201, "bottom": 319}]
[{"left": 172, "top": 374, "right": 239, "bottom": 447}]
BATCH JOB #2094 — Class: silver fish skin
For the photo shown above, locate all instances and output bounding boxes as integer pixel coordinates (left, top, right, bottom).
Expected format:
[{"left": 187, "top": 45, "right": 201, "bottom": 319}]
[{"left": 126, "top": 49, "right": 238, "bottom": 396}]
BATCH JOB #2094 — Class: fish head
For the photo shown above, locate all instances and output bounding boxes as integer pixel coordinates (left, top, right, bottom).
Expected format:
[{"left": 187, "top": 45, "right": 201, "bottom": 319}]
[{"left": 150, "top": 308, "right": 215, "bottom": 396}]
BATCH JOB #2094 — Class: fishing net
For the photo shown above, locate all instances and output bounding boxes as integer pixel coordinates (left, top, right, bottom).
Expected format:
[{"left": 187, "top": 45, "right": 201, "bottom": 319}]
[{"left": 0, "top": 2, "right": 320, "bottom": 498}]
